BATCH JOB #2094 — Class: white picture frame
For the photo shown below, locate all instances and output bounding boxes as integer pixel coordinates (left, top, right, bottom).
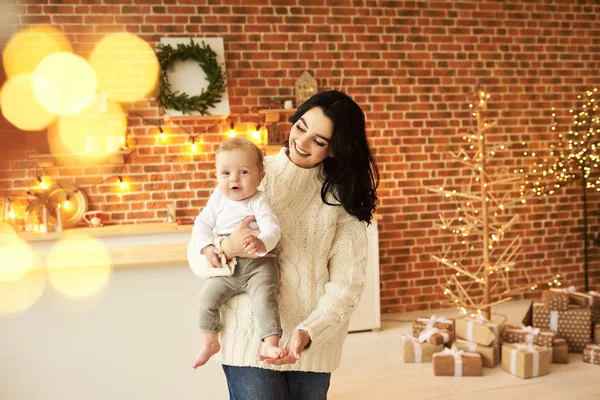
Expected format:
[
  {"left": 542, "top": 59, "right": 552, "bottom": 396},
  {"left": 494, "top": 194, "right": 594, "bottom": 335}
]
[{"left": 159, "top": 37, "right": 230, "bottom": 117}]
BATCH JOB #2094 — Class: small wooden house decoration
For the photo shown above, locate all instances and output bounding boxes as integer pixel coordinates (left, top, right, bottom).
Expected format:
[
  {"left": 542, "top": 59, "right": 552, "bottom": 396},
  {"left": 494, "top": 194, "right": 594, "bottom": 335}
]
[{"left": 295, "top": 71, "right": 317, "bottom": 107}]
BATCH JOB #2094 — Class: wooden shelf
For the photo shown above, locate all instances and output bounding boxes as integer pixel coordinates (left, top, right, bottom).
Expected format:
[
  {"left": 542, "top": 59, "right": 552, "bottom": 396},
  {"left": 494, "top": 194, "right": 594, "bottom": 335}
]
[
  {"left": 259, "top": 108, "right": 296, "bottom": 123},
  {"left": 163, "top": 113, "right": 228, "bottom": 121},
  {"left": 27, "top": 149, "right": 132, "bottom": 166},
  {"left": 258, "top": 108, "right": 296, "bottom": 114}
]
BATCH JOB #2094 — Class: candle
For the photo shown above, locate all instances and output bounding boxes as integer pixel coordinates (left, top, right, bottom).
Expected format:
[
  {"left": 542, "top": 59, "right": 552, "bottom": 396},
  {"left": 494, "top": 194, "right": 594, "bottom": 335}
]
[
  {"left": 42, "top": 205, "right": 48, "bottom": 233},
  {"left": 55, "top": 203, "right": 63, "bottom": 232}
]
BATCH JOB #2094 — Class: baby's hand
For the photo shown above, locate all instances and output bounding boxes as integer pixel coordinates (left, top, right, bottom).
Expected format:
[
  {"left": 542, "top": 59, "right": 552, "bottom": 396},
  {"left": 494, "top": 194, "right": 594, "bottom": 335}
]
[
  {"left": 201, "top": 245, "right": 222, "bottom": 268},
  {"left": 241, "top": 234, "right": 266, "bottom": 255}
]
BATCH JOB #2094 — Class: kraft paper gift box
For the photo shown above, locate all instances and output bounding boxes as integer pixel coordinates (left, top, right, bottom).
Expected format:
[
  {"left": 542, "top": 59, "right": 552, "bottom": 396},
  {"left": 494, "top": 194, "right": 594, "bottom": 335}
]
[
  {"left": 595, "top": 324, "right": 600, "bottom": 345},
  {"left": 432, "top": 347, "right": 483, "bottom": 377},
  {"left": 402, "top": 335, "right": 443, "bottom": 363},
  {"left": 412, "top": 315, "right": 454, "bottom": 338},
  {"left": 502, "top": 325, "right": 555, "bottom": 347},
  {"left": 455, "top": 316, "right": 502, "bottom": 346},
  {"left": 417, "top": 327, "right": 455, "bottom": 346},
  {"left": 452, "top": 339, "right": 498, "bottom": 368},
  {"left": 552, "top": 338, "right": 569, "bottom": 364},
  {"left": 582, "top": 344, "right": 600, "bottom": 365},
  {"left": 523, "top": 302, "right": 592, "bottom": 353},
  {"left": 542, "top": 290, "right": 569, "bottom": 311},
  {"left": 550, "top": 288, "right": 600, "bottom": 321},
  {"left": 501, "top": 343, "right": 551, "bottom": 379}
]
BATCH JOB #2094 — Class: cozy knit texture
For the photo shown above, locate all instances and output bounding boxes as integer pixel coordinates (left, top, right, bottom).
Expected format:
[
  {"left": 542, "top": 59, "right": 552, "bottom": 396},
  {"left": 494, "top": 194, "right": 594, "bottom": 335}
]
[{"left": 189, "top": 148, "right": 368, "bottom": 372}]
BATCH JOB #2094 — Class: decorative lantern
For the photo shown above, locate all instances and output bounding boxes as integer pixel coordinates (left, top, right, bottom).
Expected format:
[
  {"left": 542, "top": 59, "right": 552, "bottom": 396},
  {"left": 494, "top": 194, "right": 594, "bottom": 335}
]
[{"left": 295, "top": 71, "right": 317, "bottom": 107}]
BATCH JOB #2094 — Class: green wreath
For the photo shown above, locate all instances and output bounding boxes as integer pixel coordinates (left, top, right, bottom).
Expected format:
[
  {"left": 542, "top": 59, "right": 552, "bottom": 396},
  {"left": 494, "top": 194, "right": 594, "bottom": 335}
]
[{"left": 156, "top": 39, "right": 226, "bottom": 115}]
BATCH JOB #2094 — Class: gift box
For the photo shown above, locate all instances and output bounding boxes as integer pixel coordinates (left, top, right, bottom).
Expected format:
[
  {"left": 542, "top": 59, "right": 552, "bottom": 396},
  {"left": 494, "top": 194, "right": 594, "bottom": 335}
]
[
  {"left": 562, "top": 288, "right": 600, "bottom": 311},
  {"left": 523, "top": 302, "right": 592, "bottom": 353},
  {"left": 502, "top": 325, "right": 555, "bottom": 347},
  {"left": 595, "top": 324, "right": 600, "bottom": 345},
  {"left": 452, "top": 338, "right": 498, "bottom": 368},
  {"left": 412, "top": 315, "right": 454, "bottom": 338},
  {"left": 432, "top": 347, "right": 483, "bottom": 377},
  {"left": 542, "top": 290, "right": 569, "bottom": 311},
  {"left": 417, "top": 327, "right": 455, "bottom": 346},
  {"left": 501, "top": 343, "right": 551, "bottom": 379},
  {"left": 455, "top": 316, "right": 502, "bottom": 346},
  {"left": 402, "top": 335, "right": 443, "bottom": 363},
  {"left": 552, "top": 338, "right": 569, "bottom": 364},
  {"left": 583, "top": 344, "right": 600, "bottom": 365}
]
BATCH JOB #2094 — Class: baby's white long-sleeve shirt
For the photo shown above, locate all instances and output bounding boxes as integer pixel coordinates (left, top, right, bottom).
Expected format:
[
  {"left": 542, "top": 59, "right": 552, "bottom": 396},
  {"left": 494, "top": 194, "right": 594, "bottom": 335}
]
[{"left": 192, "top": 188, "right": 281, "bottom": 256}]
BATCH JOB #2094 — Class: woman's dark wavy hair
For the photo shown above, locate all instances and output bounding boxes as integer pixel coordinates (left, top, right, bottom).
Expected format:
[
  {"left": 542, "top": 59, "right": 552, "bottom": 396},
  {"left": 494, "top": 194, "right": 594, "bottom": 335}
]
[{"left": 287, "top": 90, "right": 379, "bottom": 224}]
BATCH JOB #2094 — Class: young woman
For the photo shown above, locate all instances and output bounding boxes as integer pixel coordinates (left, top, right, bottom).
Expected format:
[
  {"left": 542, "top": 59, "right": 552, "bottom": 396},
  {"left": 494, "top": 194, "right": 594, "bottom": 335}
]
[{"left": 189, "top": 90, "right": 379, "bottom": 400}]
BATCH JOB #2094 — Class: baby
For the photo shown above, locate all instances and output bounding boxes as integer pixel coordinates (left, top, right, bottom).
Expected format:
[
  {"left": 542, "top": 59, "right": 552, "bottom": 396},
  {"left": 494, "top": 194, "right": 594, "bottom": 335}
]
[{"left": 191, "top": 137, "right": 284, "bottom": 368}]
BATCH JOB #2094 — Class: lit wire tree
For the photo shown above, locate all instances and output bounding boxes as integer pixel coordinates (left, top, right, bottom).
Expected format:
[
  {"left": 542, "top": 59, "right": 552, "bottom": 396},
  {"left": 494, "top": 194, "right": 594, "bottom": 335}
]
[
  {"left": 431, "top": 91, "right": 561, "bottom": 320},
  {"left": 518, "top": 88, "right": 599, "bottom": 290}
]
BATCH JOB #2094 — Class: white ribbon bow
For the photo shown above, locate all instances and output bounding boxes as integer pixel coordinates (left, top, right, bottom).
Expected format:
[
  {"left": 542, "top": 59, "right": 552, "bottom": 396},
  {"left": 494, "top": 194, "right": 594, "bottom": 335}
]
[
  {"left": 552, "top": 286, "right": 576, "bottom": 294},
  {"left": 454, "top": 339, "right": 478, "bottom": 352},
  {"left": 510, "top": 343, "right": 540, "bottom": 377},
  {"left": 419, "top": 315, "right": 453, "bottom": 330},
  {"left": 517, "top": 326, "right": 541, "bottom": 344}
]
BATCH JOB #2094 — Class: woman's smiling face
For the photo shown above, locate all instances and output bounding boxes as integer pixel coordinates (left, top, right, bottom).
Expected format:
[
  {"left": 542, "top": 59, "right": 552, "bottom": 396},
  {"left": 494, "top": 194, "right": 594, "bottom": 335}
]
[{"left": 287, "top": 107, "right": 334, "bottom": 169}]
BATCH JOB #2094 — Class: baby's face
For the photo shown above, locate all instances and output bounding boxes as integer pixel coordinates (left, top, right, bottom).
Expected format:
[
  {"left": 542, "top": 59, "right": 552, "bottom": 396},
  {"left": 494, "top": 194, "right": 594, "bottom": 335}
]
[{"left": 215, "top": 149, "right": 263, "bottom": 201}]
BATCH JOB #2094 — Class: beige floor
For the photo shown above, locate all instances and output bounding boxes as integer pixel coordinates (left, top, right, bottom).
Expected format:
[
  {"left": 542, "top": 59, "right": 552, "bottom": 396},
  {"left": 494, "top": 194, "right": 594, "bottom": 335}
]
[{"left": 329, "top": 299, "right": 600, "bottom": 400}]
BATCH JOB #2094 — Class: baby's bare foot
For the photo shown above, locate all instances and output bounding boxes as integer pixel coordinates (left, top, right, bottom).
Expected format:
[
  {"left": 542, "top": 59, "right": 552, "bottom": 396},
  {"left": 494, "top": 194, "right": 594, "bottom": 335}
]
[
  {"left": 263, "top": 343, "right": 287, "bottom": 359},
  {"left": 192, "top": 342, "right": 221, "bottom": 369}
]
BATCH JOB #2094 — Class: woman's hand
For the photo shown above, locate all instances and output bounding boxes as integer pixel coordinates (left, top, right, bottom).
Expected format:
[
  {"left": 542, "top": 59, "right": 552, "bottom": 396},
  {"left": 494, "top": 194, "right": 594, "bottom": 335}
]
[
  {"left": 220, "top": 216, "right": 260, "bottom": 259},
  {"left": 257, "top": 330, "right": 311, "bottom": 365}
]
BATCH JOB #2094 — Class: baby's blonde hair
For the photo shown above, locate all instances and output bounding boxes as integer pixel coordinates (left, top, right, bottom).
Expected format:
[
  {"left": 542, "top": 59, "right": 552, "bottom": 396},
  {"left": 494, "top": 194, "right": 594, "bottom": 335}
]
[{"left": 216, "top": 137, "right": 264, "bottom": 173}]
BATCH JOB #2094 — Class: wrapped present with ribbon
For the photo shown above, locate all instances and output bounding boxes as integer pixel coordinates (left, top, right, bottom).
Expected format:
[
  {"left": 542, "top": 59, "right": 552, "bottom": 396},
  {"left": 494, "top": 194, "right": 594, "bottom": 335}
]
[
  {"left": 552, "top": 338, "right": 569, "bottom": 364},
  {"left": 401, "top": 335, "right": 443, "bottom": 363},
  {"left": 432, "top": 347, "right": 483, "bottom": 377},
  {"left": 526, "top": 302, "right": 592, "bottom": 353},
  {"left": 452, "top": 338, "right": 498, "bottom": 368},
  {"left": 455, "top": 315, "right": 502, "bottom": 346},
  {"left": 550, "top": 287, "right": 600, "bottom": 313},
  {"left": 501, "top": 343, "right": 551, "bottom": 379},
  {"left": 583, "top": 344, "right": 600, "bottom": 365},
  {"left": 541, "top": 290, "right": 570, "bottom": 311},
  {"left": 412, "top": 315, "right": 454, "bottom": 338},
  {"left": 595, "top": 323, "right": 600, "bottom": 345},
  {"left": 417, "top": 327, "right": 455, "bottom": 346},
  {"left": 502, "top": 325, "right": 555, "bottom": 347}
]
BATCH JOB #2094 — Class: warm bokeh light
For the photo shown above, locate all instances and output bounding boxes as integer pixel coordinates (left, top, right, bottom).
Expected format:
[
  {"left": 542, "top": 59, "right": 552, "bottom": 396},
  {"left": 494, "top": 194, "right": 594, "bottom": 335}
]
[
  {"left": 33, "top": 52, "right": 97, "bottom": 116},
  {"left": 89, "top": 33, "right": 159, "bottom": 103},
  {"left": 0, "top": 269, "right": 46, "bottom": 315},
  {"left": 2, "top": 25, "right": 72, "bottom": 78},
  {"left": 47, "top": 99, "right": 127, "bottom": 161},
  {"left": 46, "top": 234, "right": 112, "bottom": 298},
  {"left": 0, "top": 74, "right": 57, "bottom": 131},
  {"left": 0, "top": 225, "right": 34, "bottom": 283}
]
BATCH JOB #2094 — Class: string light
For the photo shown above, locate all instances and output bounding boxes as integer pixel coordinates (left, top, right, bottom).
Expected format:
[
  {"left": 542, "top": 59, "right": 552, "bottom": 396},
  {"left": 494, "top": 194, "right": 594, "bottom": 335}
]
[
  {"left": 159, "top": 126, "right": 167, "bottom": 142},
  {"left": 118, "top": 176, "right": 127, "bottom": 190},
  {"left": 37, "top": 176, "right": 48, "bottom": 190},
  {"left": 191, "top": 136, "right": 197, "bottom": 153},
  {"left": 228, "top": 122, "right": 236, "bottom": 138},
  {"left": 63, "top": 194, "right": 71, "bottom": 210}
]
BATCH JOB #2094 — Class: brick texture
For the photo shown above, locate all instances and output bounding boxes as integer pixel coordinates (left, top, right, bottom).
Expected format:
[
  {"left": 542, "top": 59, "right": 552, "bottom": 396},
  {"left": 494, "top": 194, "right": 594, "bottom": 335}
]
[{"left": 1, "top": 0, "right": 599, "bottom": 314}]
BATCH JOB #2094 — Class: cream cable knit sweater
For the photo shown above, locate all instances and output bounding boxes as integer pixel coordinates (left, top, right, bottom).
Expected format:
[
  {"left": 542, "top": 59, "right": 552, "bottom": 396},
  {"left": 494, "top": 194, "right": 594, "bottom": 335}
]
[{"left": 189, "top": 148, "right": 368, "bottom": 372}]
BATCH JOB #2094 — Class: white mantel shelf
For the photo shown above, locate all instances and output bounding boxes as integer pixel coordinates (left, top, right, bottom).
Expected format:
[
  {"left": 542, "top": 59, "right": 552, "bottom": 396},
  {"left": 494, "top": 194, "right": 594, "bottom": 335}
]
[
  {"left": 18, "top": 222, "right": 193, "bottom": 242},
  {"left": 18, "top": 222, "right": 193, "bottom": 270}
]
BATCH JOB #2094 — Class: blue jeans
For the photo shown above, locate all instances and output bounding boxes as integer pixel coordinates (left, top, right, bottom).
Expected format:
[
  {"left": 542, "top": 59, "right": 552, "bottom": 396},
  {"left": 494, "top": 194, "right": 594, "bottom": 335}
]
[{"left": 222, "top": 365, "right": 331, "bottom": 400}]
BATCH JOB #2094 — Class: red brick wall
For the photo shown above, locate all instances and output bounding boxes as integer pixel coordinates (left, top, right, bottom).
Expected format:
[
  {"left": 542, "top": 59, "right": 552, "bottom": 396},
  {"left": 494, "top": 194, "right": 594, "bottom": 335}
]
[{"left": 1, "top": 0, "right": 599, "bottom": 313}]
